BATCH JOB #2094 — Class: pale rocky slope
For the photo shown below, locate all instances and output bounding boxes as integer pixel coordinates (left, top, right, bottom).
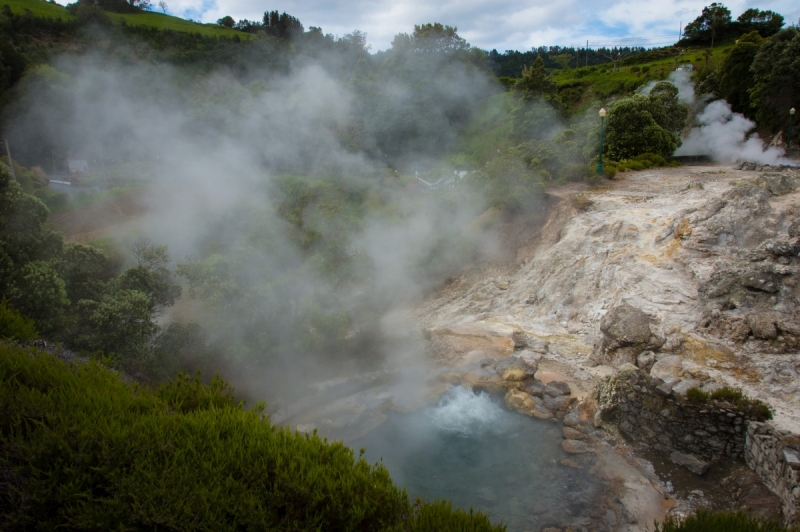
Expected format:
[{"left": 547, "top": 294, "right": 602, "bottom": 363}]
[{"left": 417, "top": 163, "right": 800, "bottom": 433}]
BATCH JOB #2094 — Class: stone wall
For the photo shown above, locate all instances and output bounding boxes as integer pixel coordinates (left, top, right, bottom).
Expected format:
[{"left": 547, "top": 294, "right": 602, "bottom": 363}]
[
  {"left": 595, "top": 366, "right": 747, "bottom": 462},
  {"left": 745, "top": 422, "right": 800, "bottom": 525}
]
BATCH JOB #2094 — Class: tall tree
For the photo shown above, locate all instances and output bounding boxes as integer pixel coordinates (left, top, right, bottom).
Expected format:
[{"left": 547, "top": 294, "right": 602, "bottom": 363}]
[
  {"left": 717, "top": 31, "right": 762, "bottom": 116},
  {"left": 683, "top": 3, "right": 732, "bottom": 48}
]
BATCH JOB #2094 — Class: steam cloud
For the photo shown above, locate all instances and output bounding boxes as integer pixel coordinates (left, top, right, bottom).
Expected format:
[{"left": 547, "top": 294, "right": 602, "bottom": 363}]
[
  {"left": 675, "top": 99, "right": 789, "bottom": 165},
  {"left": 6, "top": 45, "right": 504, "bottom": 409}
]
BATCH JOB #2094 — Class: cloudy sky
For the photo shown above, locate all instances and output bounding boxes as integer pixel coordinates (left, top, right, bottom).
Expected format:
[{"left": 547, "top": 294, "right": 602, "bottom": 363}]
[{"left": 154, "top": 0, "right": 800, "bottom": 51}]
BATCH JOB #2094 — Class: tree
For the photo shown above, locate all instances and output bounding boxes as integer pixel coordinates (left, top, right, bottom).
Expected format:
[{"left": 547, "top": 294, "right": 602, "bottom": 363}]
[
  {"left": 664, "top": 46, "right": 692, "bottom": 69},
  {"left": 749, "top": 27, "right": 800, "bottom": 133},
  {"left": 410, "top": 23, "right": 469, "bottom": 54},
  {"left": 598, "top": 48, "right": 634, "bottom": 72},
  {"left": 717, "top": 31, "right": 763, "bottom": 116},
  {"left": 217, "top": 15, "right": 234, "bottom": 28},
  {"left": 649, "top": 82, "right": 689, "bottom": 134},
  {"left": 262, "top": 11, "right": 303, "bottom": 39},
  {"left": 7, "top": 261, "right": 69, "bottom": 333},
  {"left": 550, "top": 53, "right": 574, "bottom": 70},
  {"left": 683, "top": 3, "right": 732, "bottom": 48},
  {"left": 604, "top": 87, "right": 688, "bottom": 160},
  {"left": 157, "top": 0, "right": 166, "bottom": 12},
  {"left": 75, "top": 289, "right": 156, "bottom": 360},
  {"left": 115, "top": 238, "right": 181, "bottom": 315},
  {"left": 737, "top": 8, "right": 783, "bottom": 37},
  {"left": 513, "top": 56, "right": 558, "bottom": 100}
]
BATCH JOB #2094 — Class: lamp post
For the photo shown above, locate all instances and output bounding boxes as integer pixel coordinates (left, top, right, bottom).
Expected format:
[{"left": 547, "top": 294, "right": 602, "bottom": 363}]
[
  {"left": 789, "top": 108, "right": 796, "bottom": 151},
  {"left": 596, "top": 108, "right": 607, "bottom": 176}
]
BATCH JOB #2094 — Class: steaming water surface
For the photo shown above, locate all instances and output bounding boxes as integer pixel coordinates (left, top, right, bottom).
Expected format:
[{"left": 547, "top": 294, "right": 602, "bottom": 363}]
[{"left": 352, "top": 386, "right": 601, "bottom": 531}]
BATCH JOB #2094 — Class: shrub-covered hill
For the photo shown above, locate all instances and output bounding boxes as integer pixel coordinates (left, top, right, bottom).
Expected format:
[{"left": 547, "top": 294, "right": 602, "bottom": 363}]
[{"left": 0, "top": 343, "right": 505, "bottom": 531}]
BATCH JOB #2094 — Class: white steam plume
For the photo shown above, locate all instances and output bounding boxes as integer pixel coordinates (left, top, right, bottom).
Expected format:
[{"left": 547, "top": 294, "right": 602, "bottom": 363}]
[{"left": 675, "top": 99, "right": 789, "bottom": 165}]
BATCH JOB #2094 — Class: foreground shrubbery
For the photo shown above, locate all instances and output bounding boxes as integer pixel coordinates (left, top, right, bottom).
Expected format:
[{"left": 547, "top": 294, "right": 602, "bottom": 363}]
[
  {"left": 685, "top": 385, "right": 774, "bottom": 421},
  {"left": 655, "top": 510, "right": 797, "bottom": 531},
  {"left": 0, "top": 344, "right": 505, "bottom": 531}
]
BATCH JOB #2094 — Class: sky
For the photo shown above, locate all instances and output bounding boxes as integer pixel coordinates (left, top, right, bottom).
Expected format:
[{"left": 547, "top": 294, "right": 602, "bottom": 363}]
[
  {"left": 153, "top": 0, "right": 800, "bottom": 52},
  {"left": 48, "top": 0, "right": 798, "bottom": 52}
]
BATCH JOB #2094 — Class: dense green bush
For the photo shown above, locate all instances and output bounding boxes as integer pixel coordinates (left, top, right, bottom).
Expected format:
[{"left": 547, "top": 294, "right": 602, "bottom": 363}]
[
  {"left": 603, "top": 84, "right": 688, "bottom": 160},
  {"left": 0, "top": 344, "right": 505, "bottom": 531},
  {"left": 654, "top": 509, "right": 796, "bottom": 531},
  {"left": 710, "top": 387, "right": 774, "bottom": 421},
  {"left": 0, "top": 297, "right": 38, "bottom": 340},
  {"left": 686, "top": 387, "right": 710, "bottom": 404}
]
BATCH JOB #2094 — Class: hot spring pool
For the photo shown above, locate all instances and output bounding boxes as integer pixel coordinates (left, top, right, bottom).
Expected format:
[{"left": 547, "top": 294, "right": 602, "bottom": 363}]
[{"left": 350, "top": 386, "right": 602, "bottom": 531}]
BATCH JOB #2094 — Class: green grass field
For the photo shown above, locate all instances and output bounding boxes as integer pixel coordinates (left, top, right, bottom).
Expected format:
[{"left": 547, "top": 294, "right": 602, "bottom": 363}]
[
  {"left": 108, "top": 11, "right": 250, "bottom": 38},
  {"left": 0, "top": 0, "right": 250, "bottom": 38},
  {"left": 1, "top": 0, "right": 72, "bottom": 19}
]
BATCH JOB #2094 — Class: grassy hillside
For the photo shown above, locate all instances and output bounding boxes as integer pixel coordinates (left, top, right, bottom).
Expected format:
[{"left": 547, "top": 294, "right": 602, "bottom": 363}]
[
  {"left": 1, "top": 0, "right": 71, "bottom": 19},
  {"left": 0, "top": 343, "right": 505, "bottom": 531},
  {"left": 0, "top": 0, "right": 249, "bottom": 38}
]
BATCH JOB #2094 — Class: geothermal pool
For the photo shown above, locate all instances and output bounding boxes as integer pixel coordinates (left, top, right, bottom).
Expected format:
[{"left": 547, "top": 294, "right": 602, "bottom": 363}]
[{"left": 351, "top": 386, "right": 601, "bottom": 531}]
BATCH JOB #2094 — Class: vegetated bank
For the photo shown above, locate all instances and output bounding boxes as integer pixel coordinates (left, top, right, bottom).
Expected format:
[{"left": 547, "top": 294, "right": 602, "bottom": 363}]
[{"left": 0, "top": 341, "right": 505, "bottom": 531}]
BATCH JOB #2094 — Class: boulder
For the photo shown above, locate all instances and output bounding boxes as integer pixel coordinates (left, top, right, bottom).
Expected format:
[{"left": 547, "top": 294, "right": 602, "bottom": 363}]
[
  {"left": 637, "top": 351, "right": 657, "bottom": 372},
  {"left": 655, "top": 376, "right": 681, "bottom": 396},
  {"left": 670, "top": 451, "right": 710, "bottom": 475},
  {"left": 562, "top": 439, "right": 589, "bottom": 454},
  {"left": 493, "top": 356, "right": 538, "bottom": 382},
  {"left": 547, "top": 381, "right": 572, "bottom": 395},
  {"left": 527, "top": 337, "right": 550, "bottom": 354},
  {"left": 511, "top": 330, "right": 529, "bottom": 350},
  {"left": 755, "top": 173, "right": 797, "bottom": 196},
  {"left": 545, "top": 395, "right": 576, "bottom": 411},
  {"left": 505, "top": 389, "right": 552, "bottom": 419},
  {"left": 563, "top": 427, "right": 585, "bottom": 440},
  {"left": 650, "top": 355, "right": 683, "bottom": 380},
  {"left": 525, "top": 381, "right": 546, "bottom": 397},
  {"left": 671, "top": 378, "right": 701, "bottom": 397},
  {"left": 588, "top": 304, "right": 663, "bottom": 367}
]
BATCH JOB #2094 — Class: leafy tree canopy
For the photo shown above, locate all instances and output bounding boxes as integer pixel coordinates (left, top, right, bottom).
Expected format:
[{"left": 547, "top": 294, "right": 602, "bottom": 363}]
[{"left": 604, "top": 87, "right": 688, "bottom": 160}]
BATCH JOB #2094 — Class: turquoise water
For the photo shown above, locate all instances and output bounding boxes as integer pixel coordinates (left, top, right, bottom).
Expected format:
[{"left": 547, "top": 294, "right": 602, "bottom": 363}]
[{"left": 351, "top": 386, "right": 601, "bottom": 531}]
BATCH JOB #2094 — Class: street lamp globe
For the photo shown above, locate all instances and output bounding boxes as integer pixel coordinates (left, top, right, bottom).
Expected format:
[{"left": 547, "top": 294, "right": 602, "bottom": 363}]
[
  {"left": 792, "top": 108, "right": 796, "bottom": 115},
  {"left": 599, "top": 108, "right": 607, "bottom": 117}
]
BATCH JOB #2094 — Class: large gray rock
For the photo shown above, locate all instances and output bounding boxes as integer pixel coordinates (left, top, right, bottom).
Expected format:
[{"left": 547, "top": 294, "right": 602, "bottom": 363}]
[
  {"left": 670, "top": 451, "right": 710, "bottom": 475},
  {"left": 755, "top": 173, "right": 797, "bottom": 196},
  {"left": 493, "top": 356, "right": 538, "bottom": 382},
  {"left": 588, "top": 304, "right": 663, "bottom": 367},
  {"left": 650, "top": 355, "right": 683, "bottom": 380},
  {"left": 563, "top": 439, "right": 589, "bottom": 454},
  {"left": 671, "top": 378, "right": 701, "bottom": 397}
]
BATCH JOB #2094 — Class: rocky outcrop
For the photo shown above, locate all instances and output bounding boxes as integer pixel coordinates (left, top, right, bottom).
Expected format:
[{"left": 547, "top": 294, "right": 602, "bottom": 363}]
[{"left": 587, "top": 304, "right": 664, "bottom": 367}]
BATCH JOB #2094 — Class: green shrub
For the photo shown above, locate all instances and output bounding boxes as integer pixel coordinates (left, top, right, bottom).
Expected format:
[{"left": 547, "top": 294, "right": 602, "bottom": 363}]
[
  {"left": 0, "top": 298, "right": 39, "bottom": 341},
  {"left": 0, "top": 344, "right": 505, "bottom": 531},
  {"left": 654, "top": 509, "right": 795, "bottom": 531},
  {"left": 642, "top": 66, "right": 651, "bottom": 73},
  {"left": 708, "top": 387, "right": 774, "bottom": 421},
  {"left": 633, "top": 152, "right": 667, "bottom": 166},
  {"left": 686, "top": 387, "right": 710, "bottom": 404},
  {"left": 710, "top": 387, "right": 744, "bottom": 403},
  {"left": 573, "top": 194, "right": 594, "bottom": 211},
  {"left": 630, "top": 66, "right": 641, "bottom": 72}
]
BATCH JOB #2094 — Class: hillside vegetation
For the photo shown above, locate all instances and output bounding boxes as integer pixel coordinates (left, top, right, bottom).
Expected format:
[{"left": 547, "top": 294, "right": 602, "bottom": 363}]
[{"left": 0, "top": 343, "right": 505, "bottom": 530}]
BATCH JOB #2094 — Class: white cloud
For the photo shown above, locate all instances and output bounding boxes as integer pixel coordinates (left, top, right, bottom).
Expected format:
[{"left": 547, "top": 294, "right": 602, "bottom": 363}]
[{"left": 54, "top": 0, "right": 800, "bottom": 52}]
